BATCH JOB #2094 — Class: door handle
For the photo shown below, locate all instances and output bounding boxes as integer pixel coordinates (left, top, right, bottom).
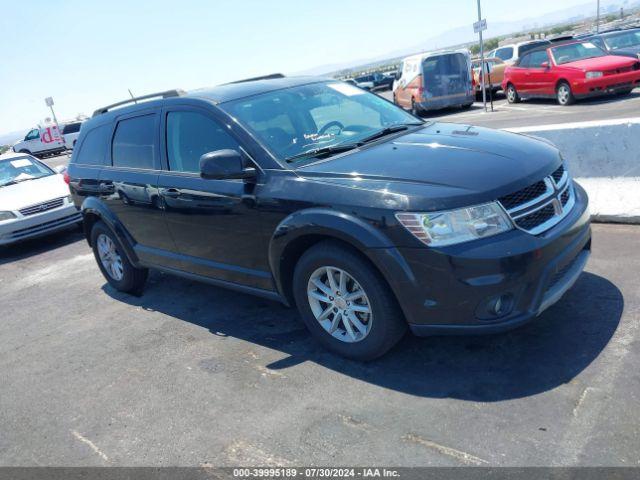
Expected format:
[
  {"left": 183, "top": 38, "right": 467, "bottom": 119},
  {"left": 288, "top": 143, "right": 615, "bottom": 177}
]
[
  {"left": 98, "top": 182, "right": 114, "bottom": 193},
  {"left": 161, "top": 188, "right": 181, "bottom": 198}
]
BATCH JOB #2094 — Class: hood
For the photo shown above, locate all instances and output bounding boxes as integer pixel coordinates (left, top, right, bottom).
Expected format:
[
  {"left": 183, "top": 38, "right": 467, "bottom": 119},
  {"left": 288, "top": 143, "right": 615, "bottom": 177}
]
[
  {"left": 562, "top": 55, "right": 639, "bottom": 70},
  {"left": 296, "top": 122, "right": 562, "bottom": 211},
  {"left": 0, "top": 174, "right": 70, "bottom": 211}
]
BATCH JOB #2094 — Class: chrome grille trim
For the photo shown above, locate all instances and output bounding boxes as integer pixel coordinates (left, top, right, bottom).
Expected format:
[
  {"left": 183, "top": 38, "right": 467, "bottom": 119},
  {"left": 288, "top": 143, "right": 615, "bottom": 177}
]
[{"left": 499, "top": 168, "right": 575, "bottom": 236}]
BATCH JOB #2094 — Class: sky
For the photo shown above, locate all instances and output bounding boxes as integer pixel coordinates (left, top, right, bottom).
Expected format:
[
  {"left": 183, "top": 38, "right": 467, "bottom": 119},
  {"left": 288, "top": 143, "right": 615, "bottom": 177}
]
[{"left": 0, "top": 0, "right": 594, "bottom": 136}]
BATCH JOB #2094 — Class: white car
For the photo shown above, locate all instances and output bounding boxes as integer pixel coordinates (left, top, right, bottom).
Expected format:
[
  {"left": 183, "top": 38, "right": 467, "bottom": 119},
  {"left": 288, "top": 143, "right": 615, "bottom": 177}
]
[
  {"left": 0, "top": 153, "right": 81, "bottom": 245},
  {"left": 487, "top": 40, "right": 552, "bottom": 66},
  {"left": 61, "top": 121, "right": 85, "bottom": 150}
]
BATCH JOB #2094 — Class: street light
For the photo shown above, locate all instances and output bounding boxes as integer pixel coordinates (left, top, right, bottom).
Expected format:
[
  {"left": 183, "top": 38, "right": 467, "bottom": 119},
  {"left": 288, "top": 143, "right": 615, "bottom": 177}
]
[
  {"left": 475, "top": 0, "right": 487, "bottom": 112},
  {"left": 596, "top": 0, "right": 601, "bottom": 33}
]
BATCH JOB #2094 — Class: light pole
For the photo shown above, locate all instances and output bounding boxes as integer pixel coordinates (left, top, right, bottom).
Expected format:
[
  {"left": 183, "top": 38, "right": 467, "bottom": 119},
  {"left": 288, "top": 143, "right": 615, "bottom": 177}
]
[
  {"left": 477, "top": 0, "right": 487, "bottom": 112},
  {"left": 596, "top": 0, "right": 600, "bottom": 33}
]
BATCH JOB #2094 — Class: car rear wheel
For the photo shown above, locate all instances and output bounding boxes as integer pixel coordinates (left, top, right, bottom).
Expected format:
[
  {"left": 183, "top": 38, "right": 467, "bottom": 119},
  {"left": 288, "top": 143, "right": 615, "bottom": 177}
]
[
  {"left": 556, "top": 82, "right": 575, "bottom": 106},
  {"left": 411, "top": 98, "right": 421, "bottom": 117},
  {"left": 91, "top": 221, "right": 148, "bottom": 294},
  {"left": 506, "top": 84, "right": 520, "bottom": 104},
  {"left": 293, "top": 241, "right": 406, "bottom": 360},
  {"left": 18, "top": 149, "right": 31, "bottom": 155}
]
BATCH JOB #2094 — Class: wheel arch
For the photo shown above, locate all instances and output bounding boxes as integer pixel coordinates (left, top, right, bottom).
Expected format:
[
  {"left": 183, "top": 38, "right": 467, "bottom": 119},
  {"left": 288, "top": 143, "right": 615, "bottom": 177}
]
[
  {"left": 81, "top": 197, "right": 140, "bottom": 266},
  {"left": 268, "top": 208, "right": 411, "bottom": 309}
]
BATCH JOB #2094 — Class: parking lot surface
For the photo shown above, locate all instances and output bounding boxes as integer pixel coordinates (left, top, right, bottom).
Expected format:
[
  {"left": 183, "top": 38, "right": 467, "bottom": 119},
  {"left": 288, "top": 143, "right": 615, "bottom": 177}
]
[
  {"left": 0, "top": 223, "right": 638, "bottom": 466},
  {"left": 379, "top": 88, "right": 640, "bottom": 129}
]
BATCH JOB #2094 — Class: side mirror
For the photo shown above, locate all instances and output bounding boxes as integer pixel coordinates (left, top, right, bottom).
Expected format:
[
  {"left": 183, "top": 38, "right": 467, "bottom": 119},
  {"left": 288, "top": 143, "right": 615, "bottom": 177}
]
[
  {"left": 541, "top": 61, "right": 550, "bottom": 69},
  {"left": 199, "top": 149, "right": 256, "bottom": 180}
]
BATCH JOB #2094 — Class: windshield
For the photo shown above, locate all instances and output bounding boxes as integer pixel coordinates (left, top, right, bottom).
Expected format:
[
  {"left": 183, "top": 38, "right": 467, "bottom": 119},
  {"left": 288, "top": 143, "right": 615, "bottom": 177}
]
[
  {"left": 220, "top": 82, "right": 422, "bottom": 162},
  {"left": 551, "top": 42, "right": 607, "bottom": 65},
  {"left": 604, "top": 30, "right": 640, "bottom": 50},
  {"left": 0, "top": 156, "right": 53, "bottom": 187}
]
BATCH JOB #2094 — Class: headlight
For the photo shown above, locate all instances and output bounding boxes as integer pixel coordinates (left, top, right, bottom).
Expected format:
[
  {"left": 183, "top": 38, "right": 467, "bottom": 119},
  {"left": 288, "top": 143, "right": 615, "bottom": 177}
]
[
  {"left": 586, "top": 71, "right": 603, "bottom": 79},
  {"left": 396, "top": 202, "right": 513, "bottom": 247},
  {"left": 0, "top": 211, "right": 16, "bottom": 222}
]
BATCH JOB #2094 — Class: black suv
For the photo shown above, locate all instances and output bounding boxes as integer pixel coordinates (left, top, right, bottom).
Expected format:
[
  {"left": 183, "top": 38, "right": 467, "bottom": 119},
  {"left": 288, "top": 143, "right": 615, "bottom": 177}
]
[{"left": 68, "top": 75, "right": 591, "bottom": 360}]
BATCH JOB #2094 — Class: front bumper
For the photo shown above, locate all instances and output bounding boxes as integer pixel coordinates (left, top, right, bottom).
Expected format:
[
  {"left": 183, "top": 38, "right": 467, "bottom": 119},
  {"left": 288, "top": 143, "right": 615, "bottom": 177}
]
[
  {"left": 573, "top": 70, "right": 640, "bottom": 97},
  {"left": 369, "top": 182, "right": 591, "bottom": 335},
  {"left": 0, "top": 204, "right": 81, "bottom": 245}
]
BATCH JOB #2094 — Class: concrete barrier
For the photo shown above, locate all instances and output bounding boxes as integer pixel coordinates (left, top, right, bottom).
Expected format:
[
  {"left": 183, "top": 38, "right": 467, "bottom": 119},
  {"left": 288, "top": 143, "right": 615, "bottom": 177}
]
[{"left": 506, "top": 117, "right": 640, "bottom": 224}]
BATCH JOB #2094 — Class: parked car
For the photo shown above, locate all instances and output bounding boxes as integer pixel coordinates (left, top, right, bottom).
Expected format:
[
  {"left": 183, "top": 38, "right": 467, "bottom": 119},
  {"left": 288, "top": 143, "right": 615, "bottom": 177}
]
[
  {"left": 68, "top": 77, "right": 591, "bottom": 360},
  {"left": 393, "top": 50, "right": 474, "bottom": 114},
  {"left": 488, "top": 40, "right": 552, "bottom": 66},
  {"left": 0, "top": 153, "right": 81, "bottom": 245},
  {"left": 61, "top": 120, "right": 85, "bottom": 149},
  {"left": 472, "top": 57, "right": 507, "bottom": 97},
  {"left": 353, "top": 75, "right": 375, "bottom": 90},
  {"left": 503, "top": 40, "right": 640, "bottom": 105},
  {"left": 12, "top": 125, "right": 67, "bottom": 158},
  {"left": 586, "top": 28, "right": 640, "bottom": 59}
]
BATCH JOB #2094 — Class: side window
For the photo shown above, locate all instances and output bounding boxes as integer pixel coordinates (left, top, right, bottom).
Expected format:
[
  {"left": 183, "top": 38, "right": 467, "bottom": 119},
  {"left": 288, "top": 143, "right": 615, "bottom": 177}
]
[
  {"left": 518, "top": 54, "right": 531, "bottom": 68},
  {"left": 591, "top": 37, "right": 605, "bottom": 50},
  {"left": 25, "top": 129, "right": 40, "bottom": 140},
  {"left": 62, "top": 122, "right": 82, "bottom": 135},
  {"left": 529, "top": 51, "right": 549, "bottom": 67},
  {"left": 73, "top": 124, "right": 110, "bottom": 165},
  {"left": 166, "top": 111, "right": 239, "bottom": 173},
  {"left": 496, "top": 47, "right": 514, "bottom": 61},
  {"left": 112, "top": 114, "right": 157, "bottom": 169}
]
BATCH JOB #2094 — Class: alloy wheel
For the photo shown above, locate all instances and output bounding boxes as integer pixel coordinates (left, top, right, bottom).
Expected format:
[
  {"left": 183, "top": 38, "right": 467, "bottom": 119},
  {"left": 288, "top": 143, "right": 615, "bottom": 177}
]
[
  {"left": 97, "top": 234, "right": 124, "bottom": 281},
  {"left": 307, "top": 266, "right": 372, "bottom": 343},
  {"left": 557, "top": 84, "right": 571, "bottom": 105}
]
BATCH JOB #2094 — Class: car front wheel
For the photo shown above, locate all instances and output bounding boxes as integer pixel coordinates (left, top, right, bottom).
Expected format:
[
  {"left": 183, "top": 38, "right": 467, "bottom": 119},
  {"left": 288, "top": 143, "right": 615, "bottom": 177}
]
[
  {"left": 556, "top": 82, "right": 575, "bottom": 106},
  {"left": 91, "top": 221, "right": 148, "bottom": 294},
  {"left": 293, "top": 241, "right": 406, "bottom": 360}
]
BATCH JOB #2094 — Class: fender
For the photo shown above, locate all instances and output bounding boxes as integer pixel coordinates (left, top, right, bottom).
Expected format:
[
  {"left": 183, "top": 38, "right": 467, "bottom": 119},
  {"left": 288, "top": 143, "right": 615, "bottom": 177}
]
[
  {"left": 81, "top": 196, "right": 140, "bottom": 267},
  {"left": 268, "top": 208, "right": 414, "bottom": 304}
]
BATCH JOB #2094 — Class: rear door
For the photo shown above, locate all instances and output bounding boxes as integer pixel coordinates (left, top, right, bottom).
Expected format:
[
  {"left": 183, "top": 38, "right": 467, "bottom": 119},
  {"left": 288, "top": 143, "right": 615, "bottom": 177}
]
[
  {"left": 97, "top": 109, "right": 174, "bottom": 256},
  {"left": 508, "top": 54, "right": 531, "bottom": 93},
  {"left": 157, "top": 105, "right": 272, "bottom": 290}
]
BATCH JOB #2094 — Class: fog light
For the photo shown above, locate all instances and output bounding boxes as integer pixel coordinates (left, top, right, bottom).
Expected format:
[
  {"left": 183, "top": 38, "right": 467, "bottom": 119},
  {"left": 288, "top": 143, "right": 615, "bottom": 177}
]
[{"left": 476, "top": 293, "right": 515, "bottom": 321}]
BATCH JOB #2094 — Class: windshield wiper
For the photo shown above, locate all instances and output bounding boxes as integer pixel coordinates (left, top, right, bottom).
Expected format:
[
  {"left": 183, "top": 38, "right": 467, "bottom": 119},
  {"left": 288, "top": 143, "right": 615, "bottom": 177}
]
[
  {"left": 358, "top": 123, "right": 423, "bottom": 145},
  {"left": 0, "top": 177, "right": 37, "bottom": 188},
  {"left": 285, "top": 143, "right": 361, "bottom": 163}
]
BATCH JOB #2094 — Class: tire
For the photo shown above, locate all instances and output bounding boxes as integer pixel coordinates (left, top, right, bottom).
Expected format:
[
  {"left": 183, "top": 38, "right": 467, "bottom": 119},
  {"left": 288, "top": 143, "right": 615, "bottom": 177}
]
[
  {"left": 293, "top": 241, "right": 406, "bottom": 361},
  {"left": 90, "top": 221, "right": 148, "bottom": 294},
  {"left": 616, "top": 88, "right": 633, "bottom": 96},
  {"left": 462, "top": 103, "right": 473, "bottom": 109},
  {"left": 506, "top": 83, "right": 520, "bottom": 104},
  {"left": 18, "top": 149, "right": 31, "bottom": 155},
  {"left": 556, "top": 82, "right": 575, "bottom": 106}
]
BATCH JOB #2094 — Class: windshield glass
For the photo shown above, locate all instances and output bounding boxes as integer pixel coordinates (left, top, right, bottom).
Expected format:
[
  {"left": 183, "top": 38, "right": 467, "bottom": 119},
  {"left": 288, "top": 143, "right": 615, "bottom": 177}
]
[
  {"left": 604, "top": 30, "right": 640, "bottom": 50},
  {"left": 551, "top": 42, "right": 606, "bottom": 64},
  {"left": 0, "top": 156, "right": 53, "bottom": 187},
  {"left": 221, "top": 82, "right": 422, "bottom": 162}
]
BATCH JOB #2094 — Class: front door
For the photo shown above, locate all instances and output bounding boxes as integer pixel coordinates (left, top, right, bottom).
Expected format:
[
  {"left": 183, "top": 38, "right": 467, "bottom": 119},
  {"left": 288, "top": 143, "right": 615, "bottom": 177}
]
[{"left": 157, "top": 106, "right": 273, "bottom": 291}]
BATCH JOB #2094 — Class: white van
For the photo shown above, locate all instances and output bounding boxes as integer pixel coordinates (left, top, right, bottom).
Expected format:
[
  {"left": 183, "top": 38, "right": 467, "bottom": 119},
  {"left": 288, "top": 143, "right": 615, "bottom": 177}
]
[
  {"left": 392, "top": 49, "right": 474, "bottom": 115},
  {"left": 12, "top": 125, "right": 67, "bottom": 158}
]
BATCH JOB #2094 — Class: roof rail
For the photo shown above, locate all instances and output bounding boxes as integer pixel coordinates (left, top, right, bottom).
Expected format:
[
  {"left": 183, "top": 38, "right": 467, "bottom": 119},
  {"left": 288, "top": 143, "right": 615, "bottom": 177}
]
[
  {"left": 224, "top": 73, "right": 285, "bottom": 85},
  {"left": 92, "top": 89, "right": 185, "bottom": 116}
]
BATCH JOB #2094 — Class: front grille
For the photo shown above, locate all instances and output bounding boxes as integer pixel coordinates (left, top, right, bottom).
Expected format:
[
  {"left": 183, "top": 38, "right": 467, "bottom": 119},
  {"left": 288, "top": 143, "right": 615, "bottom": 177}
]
[
  {"left": 498, "top": 180, "right": 549, "bottom": 210},
  {"left": 551, "top": 165, "right": 565, "bottom": 184},
  {"left": 498, "top": 165, "right": 574, "bottom": 236},
  {"left": 515, "top": 204, "right": 556, "bottom": 231},
  {"left": 605, "top": 66, "right": 632, "bottom": 75},
  {"left": 19, "top": 197, "right": 65, "bottom": 216}
]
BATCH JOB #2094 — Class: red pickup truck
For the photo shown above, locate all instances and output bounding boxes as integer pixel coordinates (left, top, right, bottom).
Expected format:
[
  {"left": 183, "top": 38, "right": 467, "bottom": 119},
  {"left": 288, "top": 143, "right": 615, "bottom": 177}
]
[{"left": 502, "top": 40, "right": 640, "bottom": 105}]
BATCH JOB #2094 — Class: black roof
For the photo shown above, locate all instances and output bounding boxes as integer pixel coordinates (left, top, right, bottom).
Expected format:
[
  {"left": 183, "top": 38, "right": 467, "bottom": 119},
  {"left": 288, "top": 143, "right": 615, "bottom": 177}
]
[{"left": 185, "top": 75, "right": 333, "bottom": 104}]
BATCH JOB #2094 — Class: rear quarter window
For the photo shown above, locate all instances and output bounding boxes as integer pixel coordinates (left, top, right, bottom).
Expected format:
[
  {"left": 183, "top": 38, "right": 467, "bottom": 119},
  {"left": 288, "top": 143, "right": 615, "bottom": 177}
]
[
  {"left": 62, "top": 122, "right": 82, "bottom": 135},
  {"left": 72, "top": 124, "right": 111, "bottom": 166}
]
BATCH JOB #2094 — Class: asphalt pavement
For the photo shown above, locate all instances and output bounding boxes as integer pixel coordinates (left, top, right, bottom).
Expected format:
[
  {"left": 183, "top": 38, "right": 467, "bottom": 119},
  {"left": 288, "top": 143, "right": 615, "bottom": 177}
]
[
  {"left": 0, "top": 224, "right": 638, "bottom": 466},
  {"left": 379, "top": 88, "right": 640, "bottom": 129}
]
